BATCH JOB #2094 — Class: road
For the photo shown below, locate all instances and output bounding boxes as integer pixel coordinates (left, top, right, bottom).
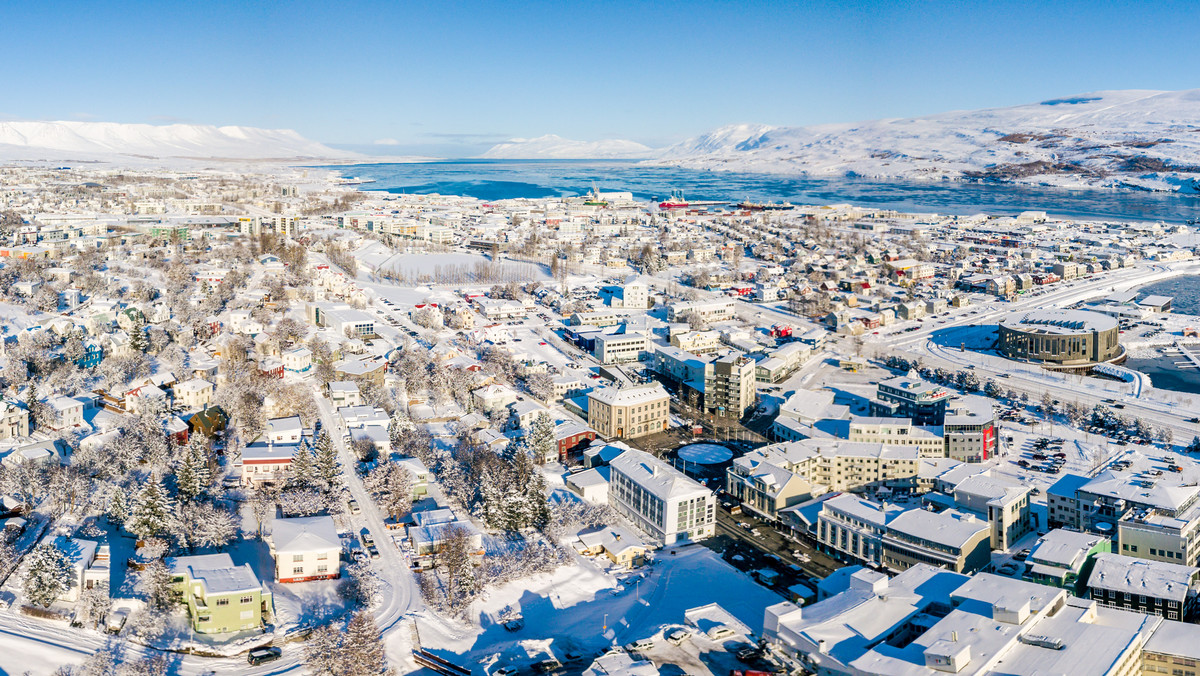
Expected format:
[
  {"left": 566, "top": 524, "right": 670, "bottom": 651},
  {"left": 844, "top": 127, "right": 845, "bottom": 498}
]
[{"left": 872, "top": 261, "right": 1200, "bottom": 444}]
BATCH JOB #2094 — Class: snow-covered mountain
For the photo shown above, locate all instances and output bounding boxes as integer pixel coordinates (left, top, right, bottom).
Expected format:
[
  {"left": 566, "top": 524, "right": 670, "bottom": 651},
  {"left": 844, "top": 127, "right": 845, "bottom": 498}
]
[
  {"left": 480, "top": 134, "right": 655, "bottom": 159},
  {"left": 651, "top": 90, "right": 1200, "bottom": 193},
  {"left": 0, "top": 121, "right": 358, "bottom": 161}
]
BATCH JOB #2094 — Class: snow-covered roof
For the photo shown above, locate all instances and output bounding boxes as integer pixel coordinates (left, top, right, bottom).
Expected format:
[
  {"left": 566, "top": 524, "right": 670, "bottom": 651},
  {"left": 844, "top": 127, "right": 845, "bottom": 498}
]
[
  {"left": 170, "top": 553, "right": 262, "bottom": 595},
  {"left": 609, "top": 449, "right": 710, "bottom": 502},
  {"left": 1088, "top": 553, "right": 1199, "bottom": 601},
  {"left": 271, "top": 515, "right": 340, "bottom": 554}
]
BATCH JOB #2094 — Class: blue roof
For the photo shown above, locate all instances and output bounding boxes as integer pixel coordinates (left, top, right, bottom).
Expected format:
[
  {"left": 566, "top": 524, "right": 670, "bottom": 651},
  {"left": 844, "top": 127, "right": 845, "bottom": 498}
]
[{"left": 1047, "top": 473, "right": 1092, "bottom": 499}]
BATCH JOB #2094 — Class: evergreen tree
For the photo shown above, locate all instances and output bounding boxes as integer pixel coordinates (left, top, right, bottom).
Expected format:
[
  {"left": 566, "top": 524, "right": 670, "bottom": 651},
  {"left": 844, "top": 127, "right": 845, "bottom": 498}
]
[
  {"left": 23, "top": 542, "right": 73, "bottom": 607},
  {"left": 528, "top": 413, "right": 556, "bottom": 463},
  {"left": 107, "top": 485, "right": 129, "bottom": 526},
  {"left": 287, "top": 442, "right": 315, "bottom": 488},
  {"left": 313, "top": 430, "right": 340, "bottom": 488},
  {"left": 128, "top": 475, "right": 174, "bottom": 541},
  {"left": 174, "top": 438, "right": 209, "bottom": 502},
  {"left": 127, "top": 311, "right": 149, "bottom": 353}
]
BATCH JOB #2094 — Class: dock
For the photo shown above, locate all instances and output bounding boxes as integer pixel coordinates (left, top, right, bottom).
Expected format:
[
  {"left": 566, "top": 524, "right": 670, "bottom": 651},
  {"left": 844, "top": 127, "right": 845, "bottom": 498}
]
[{"left": 1171, "top": 342, "right": 1200, "bottom": 369}]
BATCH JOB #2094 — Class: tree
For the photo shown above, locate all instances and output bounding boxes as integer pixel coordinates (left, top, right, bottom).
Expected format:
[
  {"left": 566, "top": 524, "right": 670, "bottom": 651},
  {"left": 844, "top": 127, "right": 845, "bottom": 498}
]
[
  {"left": 175, "top": 502, "right": 239, "bottom": 550},
  {"left": 314, "top": 431, "right": 340, "bottom": 489},
  {"left": 365, "top": 462, "right": 414, "bottom": 520},
  {"left": 23, "top": 542, "right": 73, "bottom": 607},
  {"left": 525, "top": 372, "right": 555, "bottom": 401},
  {"left": 1188, "top": 436, "right": 1200, "bottom": 454},
  {"left": 343, "top": 610, "right": 392, "bottom": 675},
  {"left": 303, "top": 610, "right": 394, "bottom": 676},
  {"left": 127, "top": 475, "right": 174, "bottom": 541},
  {"left": 107, "top": 485, "right": 129, "bottom": 526},
  {"left": 174, "top": 436, "right": 211, "bottom": 502},
  {"left": 287, "top": 442, "right": 316, "bottom": 488},
  {"left": 78, "top": 581, "right": 110, "bottom": 629},
  {"left": 527, "top": 413, "right": 556, "bottom": 463},
  {"left": 440, "top": 524, "right": 478, "bottom": 610},
  {"left": 127, "top": 311, "right": 149, "bottom": 353},
  {"left": 142, "top": 558, "right": 176, "bottom": 610}
]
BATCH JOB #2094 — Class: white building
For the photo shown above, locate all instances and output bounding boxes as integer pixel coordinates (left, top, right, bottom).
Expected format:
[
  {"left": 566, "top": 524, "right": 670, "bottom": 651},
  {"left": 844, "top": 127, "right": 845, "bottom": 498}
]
[
  {"left": 608, "top": 449, "right": 715, "bottom": 545},
  {"left": 269, "top": 515, "right": 341, "bottom": 583}
]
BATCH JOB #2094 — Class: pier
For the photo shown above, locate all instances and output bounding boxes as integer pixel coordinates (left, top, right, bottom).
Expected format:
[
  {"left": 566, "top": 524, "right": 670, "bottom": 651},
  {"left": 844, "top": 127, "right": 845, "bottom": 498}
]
[{"left": 1170, "top": 341, "right": 1200, "bottom": 369}]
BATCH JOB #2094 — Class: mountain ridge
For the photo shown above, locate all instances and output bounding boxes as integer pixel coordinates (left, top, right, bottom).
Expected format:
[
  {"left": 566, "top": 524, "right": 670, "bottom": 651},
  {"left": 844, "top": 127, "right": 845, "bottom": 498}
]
[
  {"left": 650, "top": 90, "right": 1200, "bottom": 193},
  {"left": 0, "top": 120, "right": 359, "bottom": 161}
]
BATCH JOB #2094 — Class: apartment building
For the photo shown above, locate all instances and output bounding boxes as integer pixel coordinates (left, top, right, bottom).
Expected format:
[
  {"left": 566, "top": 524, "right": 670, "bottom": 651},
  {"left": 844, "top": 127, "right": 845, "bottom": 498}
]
[
  {"left": 870, "top": 372, "right": 952, "bottom": 425},
  {"left": 608, "top": 449, "right": 715, "bottom": 545},
  {"left": 586, "top": 384, "right": 669, "bottom": 440},
  {"left": 704, "top": 353, "right": 757, "bottom": 418},
  {"left": 592, "top": 332, "right": 650, "bottom": 364},
  {"left": 1088, "top": 553, "right": 1199, "bottom": 621},
  {"left": 846, "top": 417, "right": 945, "bottom": 457},
  {"left": 666, "top": 298, "right": 737, "bottom": 324}
]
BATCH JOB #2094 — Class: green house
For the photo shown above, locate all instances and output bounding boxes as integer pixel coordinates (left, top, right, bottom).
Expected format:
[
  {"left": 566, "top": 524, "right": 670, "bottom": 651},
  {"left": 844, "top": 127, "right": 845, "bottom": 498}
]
[
  {"left": 1022, "top": 529, "right": 1112, "bottom": 596},
  {"left": 169, "top": 553, "right": 273, "bottom": 634}
]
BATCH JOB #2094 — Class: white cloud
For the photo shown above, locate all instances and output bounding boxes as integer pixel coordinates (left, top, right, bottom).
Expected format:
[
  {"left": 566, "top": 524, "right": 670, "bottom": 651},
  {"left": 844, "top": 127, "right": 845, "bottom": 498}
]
[{"left": 373, "top": 138, "right": 400, "bottom": 145}]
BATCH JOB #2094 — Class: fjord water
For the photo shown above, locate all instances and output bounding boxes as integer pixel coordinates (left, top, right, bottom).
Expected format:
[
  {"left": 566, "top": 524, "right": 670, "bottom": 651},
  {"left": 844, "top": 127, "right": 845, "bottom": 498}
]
[{"left": 325, "top": 160, "right": 1200, "bottom": 223}]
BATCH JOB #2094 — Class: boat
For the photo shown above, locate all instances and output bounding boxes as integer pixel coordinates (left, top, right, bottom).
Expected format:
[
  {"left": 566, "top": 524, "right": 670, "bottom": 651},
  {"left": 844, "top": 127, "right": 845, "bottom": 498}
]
[
  {"left": 658, "top": 189, "right": 690, "bottom": 210},
  {"left": 335, "top": 176, "right": 377, "bottom": 186},
  {"left": 737, "top": 200, "right": 795, "bottom": 211},
  {"left": 583, "top": 184, "right": 608, "bottom": 207}
]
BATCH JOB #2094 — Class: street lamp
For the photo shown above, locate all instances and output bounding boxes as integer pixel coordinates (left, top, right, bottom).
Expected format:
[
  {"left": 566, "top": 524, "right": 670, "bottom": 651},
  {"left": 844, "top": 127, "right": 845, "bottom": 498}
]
[{"left": 602, "top": 613, "right": 608, "bottom": 633}]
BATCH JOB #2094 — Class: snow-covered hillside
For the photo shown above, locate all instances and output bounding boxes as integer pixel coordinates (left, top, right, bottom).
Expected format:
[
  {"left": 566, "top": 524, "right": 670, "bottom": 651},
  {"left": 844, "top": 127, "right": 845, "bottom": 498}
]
[
  {"left": 651, "top": 90, "right": 1200, "bottom": 193},
  {"left": 0, "top": 120, "right": 358, "bottom": 161},
  {"left": 480, "top": 134, "right": 654, "bottom": 159}
]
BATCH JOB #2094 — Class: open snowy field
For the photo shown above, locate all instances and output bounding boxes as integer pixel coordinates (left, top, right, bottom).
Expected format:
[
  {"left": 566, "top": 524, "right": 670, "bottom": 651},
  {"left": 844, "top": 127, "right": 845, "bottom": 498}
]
[{"left": 406, "top": 546, "right": 782, "bottom": 672}]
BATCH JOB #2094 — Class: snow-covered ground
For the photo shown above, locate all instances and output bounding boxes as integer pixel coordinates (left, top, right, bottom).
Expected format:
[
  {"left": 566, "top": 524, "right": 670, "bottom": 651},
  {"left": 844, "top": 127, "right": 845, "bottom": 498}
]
[{"left": 408, "top": 545, "right": 782, "bottom": 673}]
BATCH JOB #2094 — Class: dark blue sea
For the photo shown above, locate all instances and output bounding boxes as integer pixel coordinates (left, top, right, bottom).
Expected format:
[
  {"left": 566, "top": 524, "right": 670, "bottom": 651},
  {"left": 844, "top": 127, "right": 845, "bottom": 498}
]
[{"left": 318, "top": 159, "right": 1200, "bottom": 224}]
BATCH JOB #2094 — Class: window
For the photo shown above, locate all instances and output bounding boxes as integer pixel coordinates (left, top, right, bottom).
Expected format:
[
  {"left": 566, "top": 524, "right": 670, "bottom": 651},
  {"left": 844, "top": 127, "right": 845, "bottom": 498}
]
[
  {"left": 293, "top": 566, "right": 304, "bottom": 574},
  {"left": 216, "top": 598, "right": 230, "bottom": 606},
  {"left": 292, "top": 554, "right": 304, "bottom": 562},
  {"left": 240, "top": 610, "right": 254, "bottom": 620},
  {"left": 240, "top": 595, "right": 253, "bottom": 604},
  {"left": 317, "top": 565, "right": 328, "bottom": 573},
  {"left": 317, "top": 552, "right": 328, "bottom": 561}
]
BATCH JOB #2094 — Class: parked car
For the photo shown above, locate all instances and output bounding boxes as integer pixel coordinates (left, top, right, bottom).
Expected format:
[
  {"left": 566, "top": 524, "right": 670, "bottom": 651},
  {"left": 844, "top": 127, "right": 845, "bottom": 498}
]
[
  {"left": 105, "top": 608, "right": 129, "bottom": 634},
  {"left": 347, "top": 499, "right": 361, "bottom": 514},
  {"left": 533, "top": 659, "right": 561, "bottom": 673},
  {"left": 624, "top": 639, "right": 654, "bottom": 653},
  {"left": 666, "top": 628, "right": 691, "bottom": 645},
  {"left": 504, "top": 618, "right": 525, "bottom": 631},
  {"left": 248, "top": 647, "right": 283, "bottom": 666}
]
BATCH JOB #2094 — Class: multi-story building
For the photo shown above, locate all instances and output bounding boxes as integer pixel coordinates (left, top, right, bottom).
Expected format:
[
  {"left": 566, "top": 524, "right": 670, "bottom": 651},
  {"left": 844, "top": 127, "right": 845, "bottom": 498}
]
[
  {"left": 592, "top": 332, "right": 650, "bottom": 364},
  {"left": 269, "top": 516, "right": 341, "bottom": 583},
  {"left": 1022, "top": 529, "right": 1111, "bottom": 595},
  {"left": 726, "top": 453, "right": 824, "bottom": 521},
  {"left": 608, "top": 449, "right": 715, "bottom": 545},
  {"left": 0, "top": 399, "right": 29, "bottom": 439},
  {"left": 1087, "top": 553, "right": 1199, "bottom": 621},
  {"left": 1048, "top": 468, "right": 1200, "bottom": 567},
  {"left": 586, "top": 383, "right": 669, "bottom": 440},
  {"left": 943, "top": 396, "right": 998, "bottom": 462},
  {"left": 666, "top": 298, "right": 737, "bottom": 324},
  {"left": 870, "top": 372, "right": 952, "bottom": 425},
  {"left": 169, "top": 553, "right": 273, "bottom": 634},
  {"left": 846, "top": 416, "right": 945, "bottom": 457},
  {"left": 816, "top": 493, "right": 905, "bottom": 566},
  {"left": 881, "top": 508, "right": 992, "bottom": 574},
  {"left": 704, "top": 353, "right": 757, "bottom": 419},
  {"left": 764, "top": 565, "right": 1155, "bottom": 676}
]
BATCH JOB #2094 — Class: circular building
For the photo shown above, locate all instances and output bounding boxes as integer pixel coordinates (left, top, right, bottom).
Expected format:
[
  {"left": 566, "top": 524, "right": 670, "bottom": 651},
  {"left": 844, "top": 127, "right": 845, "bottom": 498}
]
[{"left": 998, "top": 309, "right": 1122, "bottom": 366}]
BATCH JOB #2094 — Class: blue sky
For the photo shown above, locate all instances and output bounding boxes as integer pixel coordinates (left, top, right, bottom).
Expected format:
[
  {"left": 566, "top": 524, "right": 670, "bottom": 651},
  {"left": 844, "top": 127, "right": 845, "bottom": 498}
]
[{"left": 2, "top": 0, "right": 1196, "bottom": 156}]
